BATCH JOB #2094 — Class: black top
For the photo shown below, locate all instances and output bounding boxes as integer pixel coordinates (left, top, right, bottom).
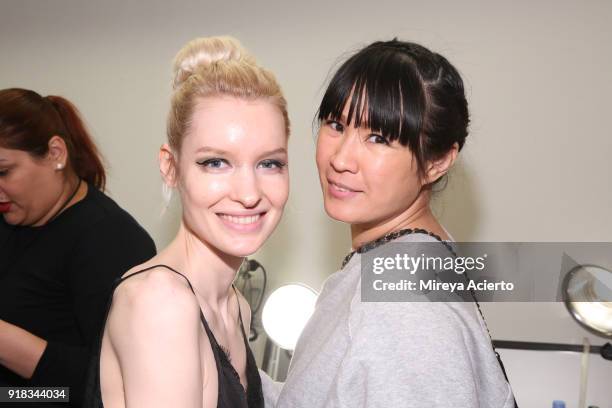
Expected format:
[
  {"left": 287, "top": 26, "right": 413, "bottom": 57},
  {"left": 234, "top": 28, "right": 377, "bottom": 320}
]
[
  {"left": 0, "top": 184, "right": 156, "bottom": 407},
  {"left": 84, "top": 264, "right": 264, "bottom": 408}
]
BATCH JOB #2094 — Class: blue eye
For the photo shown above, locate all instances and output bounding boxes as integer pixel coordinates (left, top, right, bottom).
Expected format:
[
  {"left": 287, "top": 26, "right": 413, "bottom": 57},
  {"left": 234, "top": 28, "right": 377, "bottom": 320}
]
[
  {"left": 197, "top": 158, "right": 229, "bottom": 169},
  {"left": 258, "top": 159, "right": 286, "bottom": 170},
  {"left": 326, "top": 120, "right": 344, "bottom": 133},
  {"left": 366, "top": 134, "right": 389, "bottom": 145}
]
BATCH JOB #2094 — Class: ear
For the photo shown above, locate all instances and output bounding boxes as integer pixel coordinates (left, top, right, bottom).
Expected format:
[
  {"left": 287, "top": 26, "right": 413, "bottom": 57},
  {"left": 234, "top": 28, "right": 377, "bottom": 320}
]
[
  {"left": 47, "top": 135, "right": 68, "bottom": 170},
  {"left": 424, "top": 142, "right": 459, "bottom": 185},
  {"left": 159, "top": 143, "right": 178, "bottom": 187}
]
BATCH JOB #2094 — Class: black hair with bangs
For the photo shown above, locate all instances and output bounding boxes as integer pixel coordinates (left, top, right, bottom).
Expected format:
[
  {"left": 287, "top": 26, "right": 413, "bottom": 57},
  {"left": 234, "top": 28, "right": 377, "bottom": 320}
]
[{"left": 317, "top": 39, "right": 469, "bottom": 181}]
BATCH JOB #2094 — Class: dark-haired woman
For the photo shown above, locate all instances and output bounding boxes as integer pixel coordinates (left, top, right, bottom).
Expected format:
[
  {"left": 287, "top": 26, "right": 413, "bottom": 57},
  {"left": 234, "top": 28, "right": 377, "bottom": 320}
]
[
  {"left": 0, "top": 88, "right": 156, "bottom": 406},
  {"left": 265, "top": 40, "right": 516, "bottom": 407}
]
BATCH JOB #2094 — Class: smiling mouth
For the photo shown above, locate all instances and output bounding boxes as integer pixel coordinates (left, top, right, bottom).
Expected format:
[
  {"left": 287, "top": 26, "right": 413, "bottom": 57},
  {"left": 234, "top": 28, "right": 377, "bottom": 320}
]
[
  {"left": 328, "top": 180, "right": 360, "bottom": 193},
  {"left": 218, "top": 213, "right": 264, "bottom": 225}
]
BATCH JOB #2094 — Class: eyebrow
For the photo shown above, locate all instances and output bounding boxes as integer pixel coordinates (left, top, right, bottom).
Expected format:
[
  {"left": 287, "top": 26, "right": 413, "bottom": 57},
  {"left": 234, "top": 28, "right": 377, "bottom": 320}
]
[
  {"left": 260, "top": 147, "right": 287, "bottom": 156},
  {"left": 195, "top": 147, "right": 230, "bottom": 155},
  {"left": 195, "top": 147, "right": 287, "bottom": 156}
]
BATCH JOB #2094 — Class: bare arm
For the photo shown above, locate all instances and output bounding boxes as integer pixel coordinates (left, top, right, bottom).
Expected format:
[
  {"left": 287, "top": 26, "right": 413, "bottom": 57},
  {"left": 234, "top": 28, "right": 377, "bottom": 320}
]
[
  {"left": 107, "top": 269, "right": 204, "bottom": 408},
  {"left": 0, "top": 320, "right": 46, "bottom": 379}
]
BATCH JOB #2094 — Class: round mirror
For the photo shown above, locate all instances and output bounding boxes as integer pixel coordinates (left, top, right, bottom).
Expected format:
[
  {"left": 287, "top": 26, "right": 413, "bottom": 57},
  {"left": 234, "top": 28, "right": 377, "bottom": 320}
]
[
  {"left": 262, "top": 283, "right": 318, "bottom": 350},
  {"left": 563, "top": 264, "right": 612, "bottom": 338}
]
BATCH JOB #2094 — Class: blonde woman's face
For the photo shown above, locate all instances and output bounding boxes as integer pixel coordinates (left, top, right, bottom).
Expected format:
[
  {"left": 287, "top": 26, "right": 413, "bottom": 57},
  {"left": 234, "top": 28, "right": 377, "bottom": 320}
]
[{"left": 177, "top": 96, "right": 289, "bottom": 257}]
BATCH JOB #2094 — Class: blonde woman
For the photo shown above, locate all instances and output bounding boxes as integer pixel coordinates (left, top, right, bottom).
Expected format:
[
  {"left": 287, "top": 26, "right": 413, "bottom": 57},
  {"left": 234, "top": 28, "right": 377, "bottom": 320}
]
[{"left": 85, "top": 36, "right": 289, "bottom": 408}]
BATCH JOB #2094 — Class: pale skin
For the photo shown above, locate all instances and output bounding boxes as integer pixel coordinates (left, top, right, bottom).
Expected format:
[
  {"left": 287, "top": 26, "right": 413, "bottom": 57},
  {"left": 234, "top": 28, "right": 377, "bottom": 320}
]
[
  {"left": 0, "top": 137, "right": 87, "bottom": 379},
  {"left": 316, "top": 103, "right": 458, "bottom": 247},
  {"left": 100, "top": 96, "right": 289, "bottom": 408}
]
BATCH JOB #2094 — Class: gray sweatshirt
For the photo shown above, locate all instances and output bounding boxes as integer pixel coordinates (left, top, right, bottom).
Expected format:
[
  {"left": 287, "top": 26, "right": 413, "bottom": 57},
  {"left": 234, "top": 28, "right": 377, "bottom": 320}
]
[{"left": 262, "top": 233, "right": 516, "bottom": 408}]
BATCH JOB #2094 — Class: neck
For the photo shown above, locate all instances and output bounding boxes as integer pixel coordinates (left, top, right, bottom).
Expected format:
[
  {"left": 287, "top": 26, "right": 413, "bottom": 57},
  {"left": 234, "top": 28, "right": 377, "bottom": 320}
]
[
  {"left": 160, "top": 221, "right": 243, "bottom": 312},
  {"left": 350, "top": 190, "right": 447, "bottom": 249},
  {"left": 33, "top": 173, "right": 84, "bottom": 226}
]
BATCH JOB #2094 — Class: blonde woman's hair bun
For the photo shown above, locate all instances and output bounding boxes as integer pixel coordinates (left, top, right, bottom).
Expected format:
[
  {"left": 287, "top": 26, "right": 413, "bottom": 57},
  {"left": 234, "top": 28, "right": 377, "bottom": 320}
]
[
  {"left": 167, "top": 35, "right": 290, "bottom": 150},
  {"left": 172, "top": 36, "right": 255, "bottom": 89}
]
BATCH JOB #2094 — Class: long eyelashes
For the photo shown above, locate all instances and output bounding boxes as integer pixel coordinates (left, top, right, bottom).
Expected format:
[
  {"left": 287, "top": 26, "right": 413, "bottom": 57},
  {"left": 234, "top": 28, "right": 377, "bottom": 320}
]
[
  {"left": 197, "top": 158, "right": 229, "bottom": 169},
  {"left": 366, "top": 134, "right": 390, "bottom": 145},
  {"left": 324, "top": 119, "right": 389, "bottom": 146},
  {"left": 195, "top": 158, "right": 287, "bottom": 171},
  {"left": 258, "top": 159, "right": 286, "bottom": 169},
  {"left": 325, "top": 119, "right": 344, "bottom": 132}
]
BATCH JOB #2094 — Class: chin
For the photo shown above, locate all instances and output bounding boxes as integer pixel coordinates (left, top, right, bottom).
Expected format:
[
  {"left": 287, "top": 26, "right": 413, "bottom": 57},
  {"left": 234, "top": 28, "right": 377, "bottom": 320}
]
[
  {"left": 211, "top": 210, "right": 284, "bottom": 257},
  {"left": 216, "top": 230, "right": 268, "bottom": 256},
  {"left": 223, "top": 240, "right": 262, "bottom": 257},
  {"left": 323, "top": 200, "right": 358, "bottom": 224},
  {"left": 2, "top": 213, "right": 22, "bottom": 226},
  {"left": 324, "top": 200, "right": 381, "bottom": 227}
]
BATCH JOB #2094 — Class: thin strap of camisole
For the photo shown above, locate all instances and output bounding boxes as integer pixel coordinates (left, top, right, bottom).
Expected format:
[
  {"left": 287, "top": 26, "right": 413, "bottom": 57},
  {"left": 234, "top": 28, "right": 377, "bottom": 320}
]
[
  {"left": 117, "top": 264, "right": 215, "bottom": 337},
  {"left": 117, "top": 264, "right": 249, "bottom": 346},
  {"left": 117, "top": 264, "right": 194, "bottom": 290}
]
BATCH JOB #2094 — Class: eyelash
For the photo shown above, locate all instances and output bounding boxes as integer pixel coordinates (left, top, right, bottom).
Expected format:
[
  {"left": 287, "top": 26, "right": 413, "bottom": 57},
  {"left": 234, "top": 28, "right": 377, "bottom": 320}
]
[
  {"left": 197, "top": 158, "right": 228, "bottom": 169},
  {"left": 366, "top": 134, "right": 390, "bottom": 145},
  {"left": 325, "top": 120, "right": 389, "bottom": 145},
  {"left": 325, "top": 120, "right": 344, "bottom": 132},
  {"left": 196, "top": 158, "right": 287, "bottom": 170},
  {"left": 258, "top": 159, "right": 286, "bottom": 170}
]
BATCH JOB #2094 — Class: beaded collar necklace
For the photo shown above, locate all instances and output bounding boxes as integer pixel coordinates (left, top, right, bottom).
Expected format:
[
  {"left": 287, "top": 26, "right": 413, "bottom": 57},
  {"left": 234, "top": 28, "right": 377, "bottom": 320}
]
[{"left": 341, "top": 227, "right": 454, "bottom": 269}]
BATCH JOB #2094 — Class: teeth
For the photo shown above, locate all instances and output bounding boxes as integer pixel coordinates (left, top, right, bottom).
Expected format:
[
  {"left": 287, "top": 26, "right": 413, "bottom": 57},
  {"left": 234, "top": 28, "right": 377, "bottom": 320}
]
[{"left": 220, "top": 214, "right": 261, "bottom": 225}]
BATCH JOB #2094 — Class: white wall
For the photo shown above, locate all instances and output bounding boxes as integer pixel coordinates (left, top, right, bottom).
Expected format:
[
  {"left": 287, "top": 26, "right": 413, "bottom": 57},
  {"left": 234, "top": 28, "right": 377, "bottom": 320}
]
[{"left": 2, "top": 0, "right": 611, "bottom": 406}]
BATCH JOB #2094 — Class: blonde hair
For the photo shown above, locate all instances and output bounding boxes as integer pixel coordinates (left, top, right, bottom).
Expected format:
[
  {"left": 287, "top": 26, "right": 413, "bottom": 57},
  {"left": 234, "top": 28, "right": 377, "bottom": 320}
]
[{"left": 168, "top": 36, "right": 289, "bottom": 151}]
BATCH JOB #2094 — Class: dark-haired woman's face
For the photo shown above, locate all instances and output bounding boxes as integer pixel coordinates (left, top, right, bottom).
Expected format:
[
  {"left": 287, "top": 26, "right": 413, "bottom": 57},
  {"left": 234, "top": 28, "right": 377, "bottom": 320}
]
[
  {"left": 0, "top": 146, "right": 65, "bottom": 226},
  {"left": 316, "top": 107, "right": 424, "bottom": 227}
]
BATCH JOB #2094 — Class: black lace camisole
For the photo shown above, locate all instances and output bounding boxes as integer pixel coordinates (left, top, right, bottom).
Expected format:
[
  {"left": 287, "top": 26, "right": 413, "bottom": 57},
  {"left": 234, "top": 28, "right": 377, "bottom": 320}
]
[{"left": 83, "top": 264, "right": 264, "bottom": 408}]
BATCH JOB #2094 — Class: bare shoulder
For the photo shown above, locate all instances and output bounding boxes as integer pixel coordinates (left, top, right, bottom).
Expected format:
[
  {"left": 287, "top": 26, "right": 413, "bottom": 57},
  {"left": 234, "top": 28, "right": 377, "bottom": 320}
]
[
  {"left": 116, "top": 265, "right": 197, "bottom": 309},
  {"left": 104, "top": 265, "right": 205, "bottom": 407},
  {"left": 107, "top": 265, "right": 201, "bottom": 345}
]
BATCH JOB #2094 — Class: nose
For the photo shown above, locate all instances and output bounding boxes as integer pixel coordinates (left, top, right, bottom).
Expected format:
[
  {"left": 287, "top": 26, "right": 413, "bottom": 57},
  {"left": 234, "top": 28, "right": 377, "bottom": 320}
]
[
  {"left": 230, "top": 167, "right": 262, "bottom": 208},
  {"left": 330, "top": 130, "right": 358, "bottom": 174}
]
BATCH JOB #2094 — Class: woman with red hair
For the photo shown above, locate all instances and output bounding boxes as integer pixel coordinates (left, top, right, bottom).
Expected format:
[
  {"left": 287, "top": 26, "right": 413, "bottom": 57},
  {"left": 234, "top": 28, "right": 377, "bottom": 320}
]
[{"left": 0, "top": 88, "right": 155, "bottom": 407}]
